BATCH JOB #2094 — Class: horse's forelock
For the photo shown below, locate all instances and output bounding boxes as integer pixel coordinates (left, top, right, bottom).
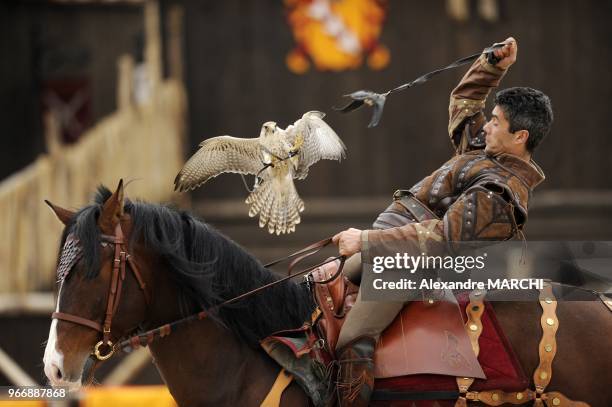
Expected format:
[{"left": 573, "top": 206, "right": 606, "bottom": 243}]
[
  {"left": 70, "top": 205, "right": 103, "bottom": 279},
  {"left": 59, "top": 185, "right": 128, "bottom": 280},
  {"left": 94, "top": 185, "right": 112, "bottom": 205}
]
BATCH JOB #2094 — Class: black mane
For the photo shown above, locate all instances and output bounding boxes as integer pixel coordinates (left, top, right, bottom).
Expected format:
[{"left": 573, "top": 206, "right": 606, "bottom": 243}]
[{"left": 61, "top": 185, "right": 315, "bottom": 346}]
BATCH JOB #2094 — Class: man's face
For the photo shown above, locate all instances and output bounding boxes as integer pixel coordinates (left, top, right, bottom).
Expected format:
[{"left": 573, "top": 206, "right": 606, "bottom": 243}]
[{"left": 483, "top": 105, "right": 522, "bottom": 157}]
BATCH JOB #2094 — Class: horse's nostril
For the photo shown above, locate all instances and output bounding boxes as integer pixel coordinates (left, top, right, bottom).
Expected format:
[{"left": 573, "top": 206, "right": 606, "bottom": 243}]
[{"left": 50, "top": 363, "right": 63, "bottom": 381}]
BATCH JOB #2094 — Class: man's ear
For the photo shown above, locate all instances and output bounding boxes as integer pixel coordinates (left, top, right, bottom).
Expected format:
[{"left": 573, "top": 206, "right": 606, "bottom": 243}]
[
  {"left": 44, "top": 200, "right": 76, "bottom": 226},
  {"left": 98, "top": 179, "right": 125, "bottom": 233},
  {"left": 514, "top": 129, "right": 529, "bottom": 146}
]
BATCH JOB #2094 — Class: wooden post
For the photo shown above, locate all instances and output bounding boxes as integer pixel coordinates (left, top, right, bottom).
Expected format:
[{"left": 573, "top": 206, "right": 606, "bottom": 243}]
[
  {"left": 478, "top": 0, "right": 499, "bottom": 22},
  {"left": 166, "top": 5, "right": 184, "bottom": 83},
  {"left": 144, "top": 0, "right": 162, "bottom": 92},
  {"left": 117, "top": 54, "right": 135, "bottom": 111},
  {"left": 446, "top": 0, "right": 469, "bottom": 22},
  {"left": 43, "top": 111, "right": 62, "bottom": 157}
]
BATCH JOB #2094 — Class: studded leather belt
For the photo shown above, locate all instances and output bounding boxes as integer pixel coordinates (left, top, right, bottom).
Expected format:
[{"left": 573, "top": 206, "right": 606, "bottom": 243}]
[{"left": 393, "top": 190, "right": 439, "bottom": 223}]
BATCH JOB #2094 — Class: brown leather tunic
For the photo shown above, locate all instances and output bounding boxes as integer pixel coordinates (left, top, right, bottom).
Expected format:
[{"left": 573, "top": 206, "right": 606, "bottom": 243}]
[{"left": 368, "top": 55, "right": 545, "bottom": 251}]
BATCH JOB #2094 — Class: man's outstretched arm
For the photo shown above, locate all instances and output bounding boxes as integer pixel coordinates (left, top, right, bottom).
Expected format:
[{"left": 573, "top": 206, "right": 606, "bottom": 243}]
[
  {"left": 333, "top": 39, "right": 519, "bottom": 258},
  {"left": 448, "top": 38, "right": 517, "bottom": 154},
  {"left": 333, "top": 184, "right": 517, "bottom": 258}
]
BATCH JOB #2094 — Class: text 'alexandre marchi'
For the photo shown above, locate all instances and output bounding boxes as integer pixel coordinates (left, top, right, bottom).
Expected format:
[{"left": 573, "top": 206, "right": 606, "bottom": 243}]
[{"left": 372, "top": 278, "right": 545, "bottom": 291}]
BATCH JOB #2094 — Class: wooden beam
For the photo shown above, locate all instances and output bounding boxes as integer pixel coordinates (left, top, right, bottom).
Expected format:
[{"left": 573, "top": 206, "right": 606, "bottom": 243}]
[
  {"left": 194, "top": 190, "right": 612, "bottom": 220},
  {"left": 0, "top": 293, "right": 55, "bottom": 315},
  {"left": 0, "top": 346, "right": 37, "bottom": 386}
]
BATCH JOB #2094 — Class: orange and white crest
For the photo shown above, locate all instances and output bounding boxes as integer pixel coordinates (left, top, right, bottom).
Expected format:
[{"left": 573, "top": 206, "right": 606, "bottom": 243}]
[{"left": 285, "top": 0, "right": 390, "bottom": 74}]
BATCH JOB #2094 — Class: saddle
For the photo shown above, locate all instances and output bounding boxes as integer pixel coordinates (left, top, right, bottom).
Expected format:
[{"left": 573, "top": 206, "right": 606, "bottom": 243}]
[
  {"left": 261, "top": 260, "right": 527, "bottom": 406},
  {"left": 309, "top": 260, "right": 485, "bottom": 380}
]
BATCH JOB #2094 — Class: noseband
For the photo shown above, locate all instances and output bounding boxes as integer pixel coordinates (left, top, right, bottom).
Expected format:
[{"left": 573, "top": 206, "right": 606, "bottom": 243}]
[{"left": 52, "top": 223, "right": 151, "bottom": 361}]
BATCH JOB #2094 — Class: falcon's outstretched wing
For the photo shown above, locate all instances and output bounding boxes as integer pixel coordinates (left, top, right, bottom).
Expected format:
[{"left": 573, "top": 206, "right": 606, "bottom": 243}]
[
  {"left": 174, "top": 136, "right": 262, "bottom": 192},
  {"left": 284, "top": 111, "right": 347, "bottom": 180}
]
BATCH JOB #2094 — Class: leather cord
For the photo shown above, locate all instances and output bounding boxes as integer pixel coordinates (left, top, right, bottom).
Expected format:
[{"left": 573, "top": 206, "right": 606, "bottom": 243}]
[{"left": 335, "top": 43, "right": 506, "bottom": 127}]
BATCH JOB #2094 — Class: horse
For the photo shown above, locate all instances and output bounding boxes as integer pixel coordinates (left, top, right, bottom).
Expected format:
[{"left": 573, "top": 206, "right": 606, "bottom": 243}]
[{"left": 43, "top": 180, "right": 611, "bottom": 406}]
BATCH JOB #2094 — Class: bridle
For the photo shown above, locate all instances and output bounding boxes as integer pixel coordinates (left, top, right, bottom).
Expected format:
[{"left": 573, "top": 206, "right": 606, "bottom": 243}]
[
  {"left": 52, "top": 223, "right": 151, "bottom": 361},
  {"left": 51, "top": 222, "right": 343, "bottom": 363}
]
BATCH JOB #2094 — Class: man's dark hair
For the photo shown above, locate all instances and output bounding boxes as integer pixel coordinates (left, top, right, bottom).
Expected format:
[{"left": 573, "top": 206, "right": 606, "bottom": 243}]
[{"left": 494, "top": 87, "right": 553, "bottom": 152}]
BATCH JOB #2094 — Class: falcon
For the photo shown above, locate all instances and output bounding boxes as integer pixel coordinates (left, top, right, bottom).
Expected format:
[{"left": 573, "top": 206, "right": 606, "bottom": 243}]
[{"left": 174, "top": 111, "right": 347, "bottom": 234}]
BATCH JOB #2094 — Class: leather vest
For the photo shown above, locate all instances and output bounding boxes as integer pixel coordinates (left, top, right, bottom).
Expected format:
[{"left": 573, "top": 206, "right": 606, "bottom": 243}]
[{"left": 373, "top": 150, "right": 544, "bottom": 232}]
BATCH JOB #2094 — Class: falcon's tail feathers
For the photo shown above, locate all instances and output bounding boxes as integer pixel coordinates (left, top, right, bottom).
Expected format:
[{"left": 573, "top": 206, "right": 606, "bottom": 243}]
[{"left": 245, "top": 179, "right": 303, "bottom": 235}]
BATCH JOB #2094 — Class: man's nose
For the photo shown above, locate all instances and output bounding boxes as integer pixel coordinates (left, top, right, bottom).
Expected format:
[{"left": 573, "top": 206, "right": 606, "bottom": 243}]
[{"left": 483, "top": 121, "right": 491, "bottom": 134}]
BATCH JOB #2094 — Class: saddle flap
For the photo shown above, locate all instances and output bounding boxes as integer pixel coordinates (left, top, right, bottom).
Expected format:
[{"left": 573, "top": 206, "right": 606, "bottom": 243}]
[
  {"left": 374, "top": 289, "right": 486, "bottom": 380},
  {"left": 310, "top": 261, "right": 484, "bottom": 380},
  {"left": 312, "top": 260, "right": 356, "bottom": 312},
  {"left": 312, "top": 260, "right": 358, "bottom": 353}
]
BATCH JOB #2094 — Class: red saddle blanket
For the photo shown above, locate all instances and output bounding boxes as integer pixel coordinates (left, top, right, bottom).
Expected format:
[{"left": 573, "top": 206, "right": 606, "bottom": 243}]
[
  {"left": 372, "top": 292, "right": 528, "bottom": 403},
  {"left": 262, "top": 294, "right": 527, "bottom": 405}
]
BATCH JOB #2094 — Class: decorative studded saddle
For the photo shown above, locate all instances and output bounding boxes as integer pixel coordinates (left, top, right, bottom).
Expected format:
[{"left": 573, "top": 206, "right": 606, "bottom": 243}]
[{"left": 260, "top": 256, "right": 537, "bottom": 406}]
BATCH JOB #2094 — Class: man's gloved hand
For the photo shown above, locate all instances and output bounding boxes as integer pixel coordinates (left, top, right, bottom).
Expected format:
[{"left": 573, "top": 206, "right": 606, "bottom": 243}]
[
  {"left": 332, "top": 228, "right": 363, "bottom": 257},
  {"left": 491, "top": 37, "right": 518, "bottom": 70}
]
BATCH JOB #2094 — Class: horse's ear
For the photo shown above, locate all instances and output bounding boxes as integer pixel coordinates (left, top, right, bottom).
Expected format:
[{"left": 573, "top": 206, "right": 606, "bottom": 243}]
[
  {"left": 44, "top": 200, "right": 75, "bottom": 226},
  {"left": 99, "top": 179, "right": 125, "bottom": 233}
]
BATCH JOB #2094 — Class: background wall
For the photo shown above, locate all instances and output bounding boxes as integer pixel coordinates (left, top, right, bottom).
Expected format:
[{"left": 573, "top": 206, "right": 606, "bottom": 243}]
[
  {"left": 174, "top": 0, "right": 612, "bottom": 200},
  {"left": 0, "top": 0, "right": 611, "bottom": 390},
  {"left": 165, "top": 0, "right": 612, "bottom": 252}
]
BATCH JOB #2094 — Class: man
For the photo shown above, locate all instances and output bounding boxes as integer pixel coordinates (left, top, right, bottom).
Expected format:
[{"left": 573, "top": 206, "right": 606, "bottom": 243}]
[{"left": 331, "top": 37, "right": 553, "bottom": 406}]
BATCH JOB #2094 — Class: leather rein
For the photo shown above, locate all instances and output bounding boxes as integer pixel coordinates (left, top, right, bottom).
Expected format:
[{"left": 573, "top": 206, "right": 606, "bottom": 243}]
[{"left": 52, "top": 222, "right": 345, "bottom": 362}]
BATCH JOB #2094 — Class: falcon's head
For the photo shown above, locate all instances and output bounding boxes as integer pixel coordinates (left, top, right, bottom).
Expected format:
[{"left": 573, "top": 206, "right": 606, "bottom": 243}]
[{"left": 260, "top": 121, "right": 277, "bottom": 138}]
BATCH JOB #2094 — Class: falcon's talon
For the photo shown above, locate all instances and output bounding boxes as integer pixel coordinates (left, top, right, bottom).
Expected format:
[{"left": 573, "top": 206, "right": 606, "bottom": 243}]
[
  {"left": 253, "top": 177, "right": 265, "bottom": 189},
  {"left": 292, "top": 133, "right": 305, "bottom": 150}
]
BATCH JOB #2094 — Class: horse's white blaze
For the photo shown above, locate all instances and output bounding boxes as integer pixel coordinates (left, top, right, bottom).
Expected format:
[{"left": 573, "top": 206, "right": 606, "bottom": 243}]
[
  {"left": 44, "top": 283, "right": 63, "bottom": 384},
  {"left": 43, "top": 283, "right": 81, "bottom": 389}
]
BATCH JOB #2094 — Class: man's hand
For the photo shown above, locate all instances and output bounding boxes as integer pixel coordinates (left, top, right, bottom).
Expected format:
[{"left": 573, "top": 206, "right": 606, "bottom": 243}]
[
  {"left": 493, "top": 37, "right": 517, "bottom": 70},
  {"left": 332, "top": 228, "right": 363, "bottom": 257}
]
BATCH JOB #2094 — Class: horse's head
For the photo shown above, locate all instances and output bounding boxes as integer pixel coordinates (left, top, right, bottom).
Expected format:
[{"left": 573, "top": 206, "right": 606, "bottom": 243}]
[{"left": 43, "top": 180, "right": 151, "bottom": 390}]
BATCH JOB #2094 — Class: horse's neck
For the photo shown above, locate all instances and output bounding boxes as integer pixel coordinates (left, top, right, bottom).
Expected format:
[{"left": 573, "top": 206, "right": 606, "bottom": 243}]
[{"left": 143, "top": 259, "right": 283, "bottom": 406}]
